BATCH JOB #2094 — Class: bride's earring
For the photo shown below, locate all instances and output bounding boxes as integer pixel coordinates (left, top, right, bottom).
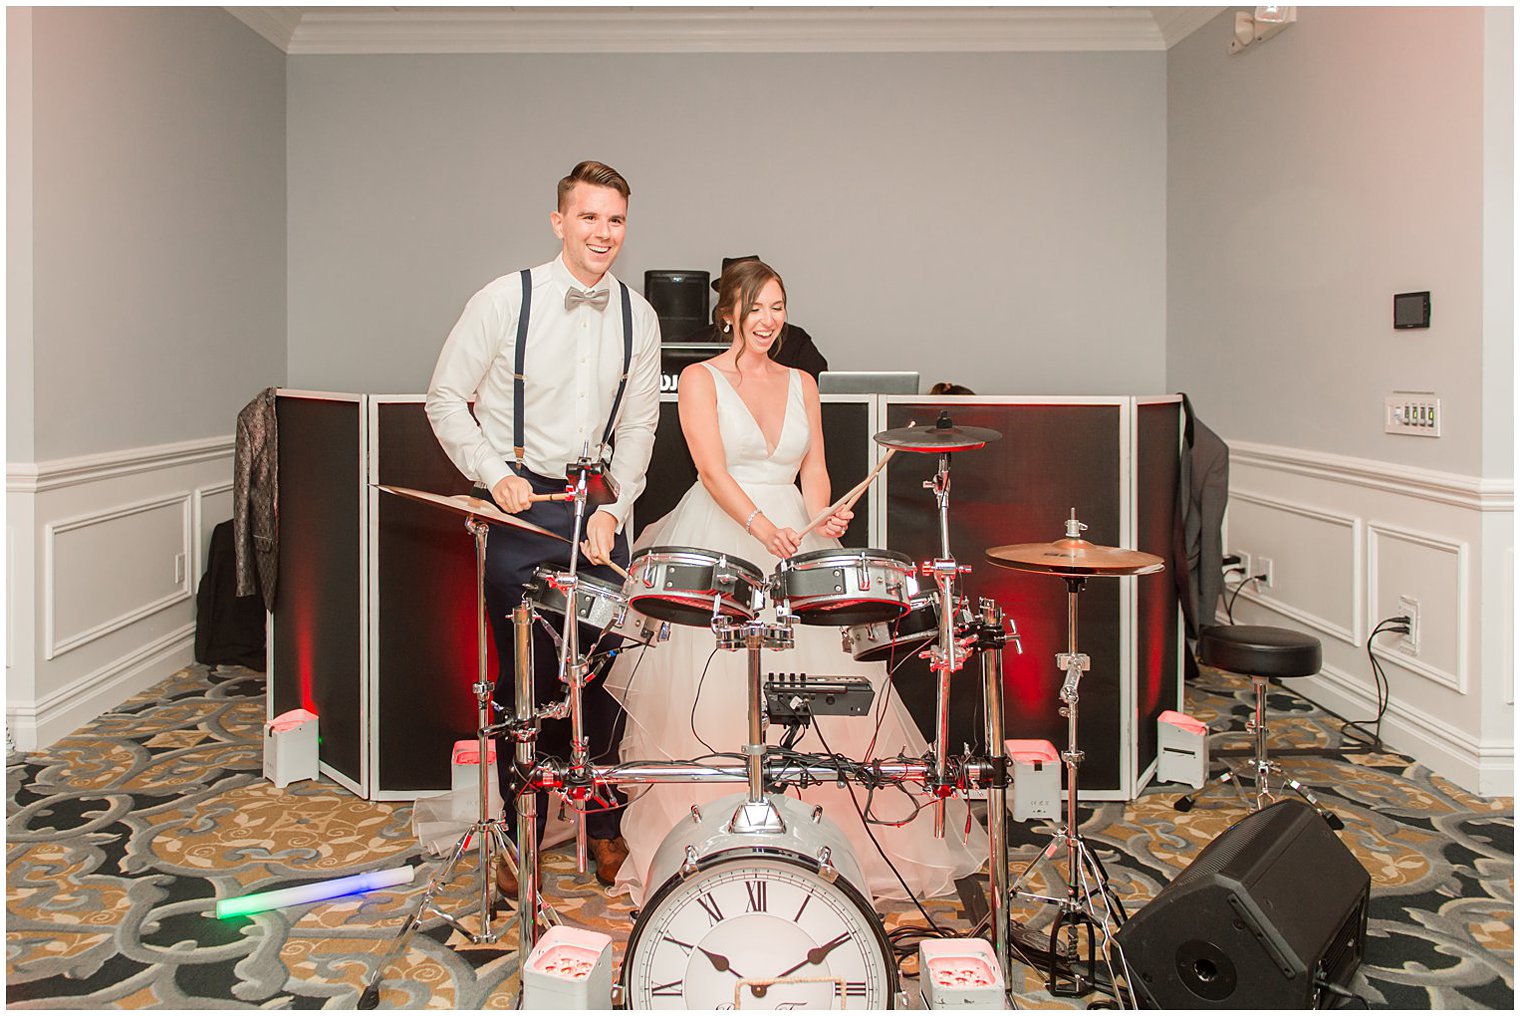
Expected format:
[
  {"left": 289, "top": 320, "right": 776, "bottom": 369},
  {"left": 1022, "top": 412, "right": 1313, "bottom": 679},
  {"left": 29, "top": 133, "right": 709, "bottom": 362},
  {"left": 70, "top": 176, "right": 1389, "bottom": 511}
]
[{"left": 722, "top": 323, "right": 732, "bottom": 333}]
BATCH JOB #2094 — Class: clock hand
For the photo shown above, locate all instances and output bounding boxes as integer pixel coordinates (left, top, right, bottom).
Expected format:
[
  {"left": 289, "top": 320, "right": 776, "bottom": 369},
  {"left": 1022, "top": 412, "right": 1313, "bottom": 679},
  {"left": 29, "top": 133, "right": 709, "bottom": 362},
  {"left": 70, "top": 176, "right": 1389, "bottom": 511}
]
[
  {"left": 753, "top": 932, "right": 854, "bottom": 995},
  {"left": 698, "top": 947, "right": 750, "bottom": 981}
]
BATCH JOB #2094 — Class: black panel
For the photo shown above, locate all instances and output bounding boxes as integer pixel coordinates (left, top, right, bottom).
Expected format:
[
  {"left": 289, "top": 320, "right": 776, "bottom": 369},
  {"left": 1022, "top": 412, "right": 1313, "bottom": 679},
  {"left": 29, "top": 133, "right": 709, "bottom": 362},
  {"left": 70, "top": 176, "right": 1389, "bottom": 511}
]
[
  {"left": 374, "top": 402, "right": 483, "bottom": 794},
  {"left": 633, "top": 401, "right": 696, "bottom": 542},
  {"left": 884, "top": 402, "right": 1124, "bottom": 792},
  {"left": 272, "top": 396, "right": 362, "bottom": 783},
  {"left": 633, "top": 398, "right": 871, "bottom": 549},
  {"left": 1135, "top": 400, "right": 1182, "bottom": 778},
  {"left": 820, "top": 401, "right": 871, "bottom": 548}
]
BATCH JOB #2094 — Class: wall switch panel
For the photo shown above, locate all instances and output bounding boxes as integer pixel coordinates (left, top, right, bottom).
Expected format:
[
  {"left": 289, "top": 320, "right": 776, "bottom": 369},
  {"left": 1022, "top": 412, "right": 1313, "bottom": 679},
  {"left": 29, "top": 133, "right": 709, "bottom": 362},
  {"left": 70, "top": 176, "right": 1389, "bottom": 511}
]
[{"left": 1385, "top": 392, "right": 1441, "bottom": 436}]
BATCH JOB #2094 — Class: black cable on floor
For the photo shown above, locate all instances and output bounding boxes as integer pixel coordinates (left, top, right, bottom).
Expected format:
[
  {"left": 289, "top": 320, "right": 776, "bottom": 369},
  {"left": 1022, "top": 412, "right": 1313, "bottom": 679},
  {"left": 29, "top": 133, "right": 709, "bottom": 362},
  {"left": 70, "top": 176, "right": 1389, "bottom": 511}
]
[{"left": 1340, "top": 616, "right": 1409, "bottom": 752}]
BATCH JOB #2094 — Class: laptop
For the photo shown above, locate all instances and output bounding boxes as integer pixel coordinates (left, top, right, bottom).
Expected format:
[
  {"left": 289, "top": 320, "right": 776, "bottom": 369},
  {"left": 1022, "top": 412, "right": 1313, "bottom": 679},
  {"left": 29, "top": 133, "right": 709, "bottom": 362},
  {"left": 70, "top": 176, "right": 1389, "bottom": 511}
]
[{"left": 818, "top": 371, "right": 921, "bottom": 395}]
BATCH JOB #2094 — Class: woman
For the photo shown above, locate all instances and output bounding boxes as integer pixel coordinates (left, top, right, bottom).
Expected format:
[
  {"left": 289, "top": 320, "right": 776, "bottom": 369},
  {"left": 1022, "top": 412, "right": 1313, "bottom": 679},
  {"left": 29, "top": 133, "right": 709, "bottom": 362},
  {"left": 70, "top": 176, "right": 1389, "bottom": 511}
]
[{"left": 605, "top": 260, "right": 987, "bottom": 906}]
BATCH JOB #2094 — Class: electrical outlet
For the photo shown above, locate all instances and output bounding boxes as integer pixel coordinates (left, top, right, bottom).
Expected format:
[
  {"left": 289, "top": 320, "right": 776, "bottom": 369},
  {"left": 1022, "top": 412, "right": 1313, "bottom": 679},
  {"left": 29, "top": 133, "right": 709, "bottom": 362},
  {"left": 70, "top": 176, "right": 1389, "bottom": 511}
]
[
  {"left": 1257, "top": 556, "right": 1274, "bottom": 588},
  {"left": 175, "top": 553, "right": 186, "bottom": 585},
  {"left": 1232, "top": 550, "right": 1252, "bottom": 578},
  {"left": 1397, "top": 595, "right": 1420, "bottom": 655}
]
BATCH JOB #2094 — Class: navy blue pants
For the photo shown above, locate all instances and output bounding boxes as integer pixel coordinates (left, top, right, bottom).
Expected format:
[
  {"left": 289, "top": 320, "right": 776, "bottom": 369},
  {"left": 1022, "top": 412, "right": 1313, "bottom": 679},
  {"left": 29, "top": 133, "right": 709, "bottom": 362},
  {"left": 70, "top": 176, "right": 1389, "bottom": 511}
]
[{"left": 478, "top": 467, "right": 629, "bottom": 843}]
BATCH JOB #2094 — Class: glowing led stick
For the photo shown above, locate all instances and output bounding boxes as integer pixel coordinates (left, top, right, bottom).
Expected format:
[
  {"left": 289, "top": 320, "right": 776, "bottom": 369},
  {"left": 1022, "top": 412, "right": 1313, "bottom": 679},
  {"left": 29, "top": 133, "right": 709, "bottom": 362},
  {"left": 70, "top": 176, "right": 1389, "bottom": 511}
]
[{"left": 215, "top": 864, "right": 415, "bottom": 919}]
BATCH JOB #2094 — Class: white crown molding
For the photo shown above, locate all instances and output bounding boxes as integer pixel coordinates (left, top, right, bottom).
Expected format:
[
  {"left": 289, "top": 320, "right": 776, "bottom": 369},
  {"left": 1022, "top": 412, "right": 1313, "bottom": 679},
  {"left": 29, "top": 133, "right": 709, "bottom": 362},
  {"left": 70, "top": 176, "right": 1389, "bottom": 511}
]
[
  {"left": 1149, "top": 6, "right": 1228, "bottom": 48},
  {"left": 1226, "top": 439, "right": 1515, "bottom": 513},
  {"left": 7, "top": 436, "right": 235, "bottom": 495},
  {"left": 233, "top": 6, "right": 1179, "bottom": 55},
  {"left": 225, "top": 7, "right": 305, "bottom": 51}
]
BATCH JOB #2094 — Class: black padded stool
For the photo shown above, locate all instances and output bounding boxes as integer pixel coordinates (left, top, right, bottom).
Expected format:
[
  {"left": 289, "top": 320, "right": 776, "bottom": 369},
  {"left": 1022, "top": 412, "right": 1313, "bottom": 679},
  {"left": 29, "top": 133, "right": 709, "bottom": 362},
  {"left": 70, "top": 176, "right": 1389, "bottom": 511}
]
[{"left": 1175, "top": 624, "right": 1341, "bottom": 827}]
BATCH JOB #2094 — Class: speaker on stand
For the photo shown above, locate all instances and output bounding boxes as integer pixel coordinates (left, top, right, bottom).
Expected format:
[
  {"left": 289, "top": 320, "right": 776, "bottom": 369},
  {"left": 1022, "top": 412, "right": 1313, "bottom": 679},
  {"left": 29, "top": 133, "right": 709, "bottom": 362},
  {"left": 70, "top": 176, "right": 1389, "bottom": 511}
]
[
  {"left": 644, "top": 270, "right": 710, "bottom": 341},
  {"left": 1113, "top": 799, "right": 1371, "bottom": 1008}
]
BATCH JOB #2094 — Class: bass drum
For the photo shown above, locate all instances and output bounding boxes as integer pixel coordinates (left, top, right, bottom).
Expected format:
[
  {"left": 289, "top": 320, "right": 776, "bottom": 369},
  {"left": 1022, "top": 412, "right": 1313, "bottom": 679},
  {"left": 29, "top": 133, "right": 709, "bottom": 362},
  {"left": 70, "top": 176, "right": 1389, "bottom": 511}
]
[{"left": 623, "top": 792, "right": 897, "bottom": 1010}]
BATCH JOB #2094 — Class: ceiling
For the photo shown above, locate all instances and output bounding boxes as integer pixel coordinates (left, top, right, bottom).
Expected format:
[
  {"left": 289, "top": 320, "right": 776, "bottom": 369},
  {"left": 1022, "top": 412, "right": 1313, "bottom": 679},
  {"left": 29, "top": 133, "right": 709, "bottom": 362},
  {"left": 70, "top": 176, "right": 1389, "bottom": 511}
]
[{"left": 225, "top": 6, "right": 1228, "bottom": 54}]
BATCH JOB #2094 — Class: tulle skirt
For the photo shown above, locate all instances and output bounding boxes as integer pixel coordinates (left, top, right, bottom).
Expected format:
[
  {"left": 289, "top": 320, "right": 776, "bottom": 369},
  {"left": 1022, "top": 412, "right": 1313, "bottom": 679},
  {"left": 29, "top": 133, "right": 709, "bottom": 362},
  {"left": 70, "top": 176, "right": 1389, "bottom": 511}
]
[{"left": 603, "top": 478, "right": 988, "bottom": 906}]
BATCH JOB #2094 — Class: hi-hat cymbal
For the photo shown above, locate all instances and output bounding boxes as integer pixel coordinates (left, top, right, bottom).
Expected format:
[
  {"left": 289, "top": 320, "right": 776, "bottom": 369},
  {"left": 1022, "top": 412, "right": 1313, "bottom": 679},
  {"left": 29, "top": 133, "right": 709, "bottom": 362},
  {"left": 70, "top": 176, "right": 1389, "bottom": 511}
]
[
  {"left": 986, "top": 537, "right": 1165, "bottom": 577},
  {"left": 378, "top": 485, "right": 568, "bottom": 542},
  {"left": 873, "top": 420, "right": 1002, "bottom": 453}
]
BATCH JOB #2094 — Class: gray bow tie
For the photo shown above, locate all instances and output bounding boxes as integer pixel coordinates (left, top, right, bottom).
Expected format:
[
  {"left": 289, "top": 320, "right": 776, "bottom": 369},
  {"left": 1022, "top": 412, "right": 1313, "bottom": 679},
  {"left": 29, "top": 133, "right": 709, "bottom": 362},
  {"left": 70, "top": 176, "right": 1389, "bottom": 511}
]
[{"left": 565, "top": 287, "right": 609, "bottom": 312}]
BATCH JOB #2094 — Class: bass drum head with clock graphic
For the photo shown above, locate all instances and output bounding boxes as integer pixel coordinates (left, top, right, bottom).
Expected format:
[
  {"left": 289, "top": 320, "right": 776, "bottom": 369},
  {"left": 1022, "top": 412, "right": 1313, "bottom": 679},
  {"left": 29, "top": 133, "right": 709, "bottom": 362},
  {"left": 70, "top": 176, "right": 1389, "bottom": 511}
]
[{"left": 623, "top": 792, "right": 898, "bottom": 1010}]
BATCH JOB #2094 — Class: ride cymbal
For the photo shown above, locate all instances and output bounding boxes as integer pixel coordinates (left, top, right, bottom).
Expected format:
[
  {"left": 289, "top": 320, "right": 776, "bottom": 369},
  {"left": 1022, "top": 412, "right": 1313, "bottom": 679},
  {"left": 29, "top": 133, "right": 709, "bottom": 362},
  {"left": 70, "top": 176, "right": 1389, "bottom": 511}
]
[
  {"left": 377, "top": 485, "right": 567, "bottom": 542},
  {"left": 873, "top": 411, "right": 1001, "bottom": 453},
  {"left": 985, "top": 538, "right": 1164, "bottom": 577}
]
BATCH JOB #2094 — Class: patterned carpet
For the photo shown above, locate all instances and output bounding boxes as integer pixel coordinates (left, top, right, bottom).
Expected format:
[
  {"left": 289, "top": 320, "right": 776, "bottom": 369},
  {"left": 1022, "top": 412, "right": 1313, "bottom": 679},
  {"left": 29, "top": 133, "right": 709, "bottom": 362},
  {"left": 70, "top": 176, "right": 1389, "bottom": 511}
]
[{"left": 5, "top": 664, "right": 1513, "bottom": 1009}]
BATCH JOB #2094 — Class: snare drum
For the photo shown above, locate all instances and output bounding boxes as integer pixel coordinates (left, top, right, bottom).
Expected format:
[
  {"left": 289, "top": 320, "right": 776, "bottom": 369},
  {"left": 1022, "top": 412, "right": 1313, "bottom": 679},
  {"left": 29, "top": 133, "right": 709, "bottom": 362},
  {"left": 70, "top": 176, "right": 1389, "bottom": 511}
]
[
  {"left": 524, "top": 566, "right": 628, "bottom": 632},
  {"left": 842, "top": 588, "right": 947, "bottom": 662},
  {"left": 625, "top": 546, "right": 766, "bottom": 627},
  {"left": 773, "top": 548, "right": 914, "bottom": 626}
]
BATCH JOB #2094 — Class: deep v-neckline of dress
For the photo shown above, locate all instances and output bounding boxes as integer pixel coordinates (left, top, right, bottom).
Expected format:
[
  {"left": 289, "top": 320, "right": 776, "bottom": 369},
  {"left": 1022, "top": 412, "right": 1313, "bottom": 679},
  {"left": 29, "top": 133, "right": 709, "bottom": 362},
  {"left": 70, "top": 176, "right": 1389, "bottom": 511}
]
[{"left": 707, "top": 362, "right": 793, "bottom": 459}]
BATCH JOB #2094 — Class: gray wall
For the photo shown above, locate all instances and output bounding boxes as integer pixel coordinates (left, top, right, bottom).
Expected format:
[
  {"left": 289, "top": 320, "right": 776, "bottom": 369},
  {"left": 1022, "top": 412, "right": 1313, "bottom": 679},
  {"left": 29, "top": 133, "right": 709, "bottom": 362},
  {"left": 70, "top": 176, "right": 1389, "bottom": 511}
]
[
  {"left": 1166, "top": 7, "right": 1506, "bottom": 475},
  {"left": 287, "top": 51, "right": 1166, "bottom": 397},
  {"left": 7, "top": 9, "right": 35, "bottom": 462},
  {"left": 20, "top": 7, "right": 286, "bottom": 461}
]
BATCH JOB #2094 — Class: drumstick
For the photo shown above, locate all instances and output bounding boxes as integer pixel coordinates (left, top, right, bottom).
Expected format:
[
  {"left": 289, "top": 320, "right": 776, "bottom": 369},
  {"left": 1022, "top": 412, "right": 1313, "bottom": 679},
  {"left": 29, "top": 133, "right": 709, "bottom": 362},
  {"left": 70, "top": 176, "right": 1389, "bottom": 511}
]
[
  {"left": 798, "top": 447, "right": 899, "bottom": 538},
  {"left": 529, "top": 492, "right": 572, "bottom": 503}
]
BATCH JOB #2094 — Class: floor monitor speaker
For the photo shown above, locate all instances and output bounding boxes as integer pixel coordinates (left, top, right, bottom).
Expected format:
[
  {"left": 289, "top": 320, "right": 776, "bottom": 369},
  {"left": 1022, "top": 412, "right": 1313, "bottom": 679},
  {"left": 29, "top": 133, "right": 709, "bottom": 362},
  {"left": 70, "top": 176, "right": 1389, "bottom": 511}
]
[
  {"left": 1113, "top": 798, "right": 1370, "bottom": 1008},
  {"left": 645, "top": 270, "right": 709, "bottom": 340}
]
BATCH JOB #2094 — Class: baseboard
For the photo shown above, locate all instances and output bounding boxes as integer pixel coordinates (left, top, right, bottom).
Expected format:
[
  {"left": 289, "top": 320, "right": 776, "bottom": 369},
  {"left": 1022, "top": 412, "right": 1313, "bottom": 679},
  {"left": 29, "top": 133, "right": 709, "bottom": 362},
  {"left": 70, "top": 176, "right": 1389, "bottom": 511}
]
[
  {"left": 1295, "top": 664, "right": 1512, "bottom": 798},
  {"left": 7, "top": 624, "right": 196, "bottom": 751}
]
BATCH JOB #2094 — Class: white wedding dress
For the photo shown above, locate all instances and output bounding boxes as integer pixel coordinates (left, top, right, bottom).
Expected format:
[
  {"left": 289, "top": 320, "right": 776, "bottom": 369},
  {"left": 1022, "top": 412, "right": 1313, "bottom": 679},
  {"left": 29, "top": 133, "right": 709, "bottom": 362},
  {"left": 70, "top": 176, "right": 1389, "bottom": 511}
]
[{"left": 604, "top": 362, "right": 987, "bottom": 906}]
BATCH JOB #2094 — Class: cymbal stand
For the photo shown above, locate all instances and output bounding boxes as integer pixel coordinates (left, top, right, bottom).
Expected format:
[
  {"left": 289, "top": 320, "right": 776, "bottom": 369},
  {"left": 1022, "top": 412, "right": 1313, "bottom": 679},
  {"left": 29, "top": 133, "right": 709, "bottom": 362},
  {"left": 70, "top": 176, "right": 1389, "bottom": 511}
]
[
  {"left": 553, "top": 457, "right": 598, "bottom": 876},
  {"left": 973, "top": 597, "right": 1020, "bottom": 992},
  {"left": 1009, "top": 560, "right": 1137, "bottom": 1005},
  {"left": 921, "top": 451, "right": 970, "bottom": 837},
  {"left": 359, "top": 516, "right": 561, "bottom": 1009}
]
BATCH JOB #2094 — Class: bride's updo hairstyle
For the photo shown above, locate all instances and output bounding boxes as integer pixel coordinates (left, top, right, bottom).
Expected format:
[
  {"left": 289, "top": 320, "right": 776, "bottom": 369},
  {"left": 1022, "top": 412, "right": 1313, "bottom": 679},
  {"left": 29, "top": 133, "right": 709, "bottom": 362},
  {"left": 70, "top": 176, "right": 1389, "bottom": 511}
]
[{"left": 715, "top": 258, "right": 787, "bottom": 381}]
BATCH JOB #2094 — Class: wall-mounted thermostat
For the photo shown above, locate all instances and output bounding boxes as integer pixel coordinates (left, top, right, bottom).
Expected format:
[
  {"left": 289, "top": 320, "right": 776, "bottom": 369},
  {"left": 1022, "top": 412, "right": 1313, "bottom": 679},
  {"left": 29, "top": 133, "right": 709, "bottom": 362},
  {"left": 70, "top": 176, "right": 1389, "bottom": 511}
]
[{"left": 1394, "top": 291, "right": 1431, "bottom": 329}]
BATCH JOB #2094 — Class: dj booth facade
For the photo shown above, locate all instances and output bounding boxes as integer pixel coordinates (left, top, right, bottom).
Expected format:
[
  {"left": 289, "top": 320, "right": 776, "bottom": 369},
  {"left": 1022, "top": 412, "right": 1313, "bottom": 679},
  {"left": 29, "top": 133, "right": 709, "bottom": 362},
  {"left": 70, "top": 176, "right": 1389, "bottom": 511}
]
[{"left": 270, "top": 391, "right": 1181, "bottom": 801}]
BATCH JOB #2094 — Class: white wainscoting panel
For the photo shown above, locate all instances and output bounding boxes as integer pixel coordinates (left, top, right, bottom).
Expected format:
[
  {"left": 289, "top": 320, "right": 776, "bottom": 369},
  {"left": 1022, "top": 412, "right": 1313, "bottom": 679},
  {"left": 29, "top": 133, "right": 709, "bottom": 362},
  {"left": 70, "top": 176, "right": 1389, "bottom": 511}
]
[
  {"left": 1226, "top": 489, "right": 1361, "bottom": 646},
  {"left": 194, "top": 481, "right": 236, "bottom": 588},
  {"left": 1224, "top": 440, "right": 1512, "bottom": 797},
  {"left": 45, "top": 493, "right": 193, "bottom": 660},
  {"left": 6, "top": 437, "right": 235, "bottom": 751},
  {"left": 1367, "top": 521, "right": 1468, "bottom": 693}
]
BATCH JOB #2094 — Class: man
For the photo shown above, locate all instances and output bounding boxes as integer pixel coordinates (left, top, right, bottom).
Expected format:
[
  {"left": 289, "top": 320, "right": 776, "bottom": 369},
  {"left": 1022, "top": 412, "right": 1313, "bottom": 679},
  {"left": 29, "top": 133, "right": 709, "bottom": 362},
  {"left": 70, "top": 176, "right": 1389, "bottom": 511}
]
[
  {"left": 677, "top": 255, "right": 830, "bottom": 378},
  {"left": 426, "top": 161, "right": 661, "bottom": 892}
]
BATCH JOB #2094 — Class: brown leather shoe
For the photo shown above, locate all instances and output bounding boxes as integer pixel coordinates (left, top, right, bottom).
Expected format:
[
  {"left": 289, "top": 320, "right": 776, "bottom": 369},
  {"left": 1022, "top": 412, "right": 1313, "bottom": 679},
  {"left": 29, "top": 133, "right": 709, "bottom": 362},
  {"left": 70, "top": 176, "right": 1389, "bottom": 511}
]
[
  {"left": 589, "top": 836, "right": 630, "bottom": 887},
  {"left": 496, "top": 856, "right": 542, "bottom": 900},
  {"left": 495, "top": 857, "right": 519, "bottom": 898}
]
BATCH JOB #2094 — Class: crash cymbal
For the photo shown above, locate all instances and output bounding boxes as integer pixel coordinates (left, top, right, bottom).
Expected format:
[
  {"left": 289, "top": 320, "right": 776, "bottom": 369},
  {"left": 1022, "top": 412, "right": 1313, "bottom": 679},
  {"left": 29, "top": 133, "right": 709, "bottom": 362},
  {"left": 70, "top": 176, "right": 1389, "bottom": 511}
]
[
  {"left": 874, "top": 412, "right": 1001, "bottom": 453},
  {"left": 378, "top": 485, "right": 568, "bottom": 542},
  {"left": 986, "top": 537, "right": 1165, "bottom": 577}
]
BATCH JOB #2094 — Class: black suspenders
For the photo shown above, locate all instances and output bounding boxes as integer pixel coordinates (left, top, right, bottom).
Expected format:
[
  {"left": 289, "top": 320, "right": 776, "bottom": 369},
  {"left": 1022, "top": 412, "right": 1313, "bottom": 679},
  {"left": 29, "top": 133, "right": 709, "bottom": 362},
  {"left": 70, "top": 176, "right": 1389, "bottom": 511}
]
[{"left": 511, "top": 268, "right": 634, "bottom": 471}]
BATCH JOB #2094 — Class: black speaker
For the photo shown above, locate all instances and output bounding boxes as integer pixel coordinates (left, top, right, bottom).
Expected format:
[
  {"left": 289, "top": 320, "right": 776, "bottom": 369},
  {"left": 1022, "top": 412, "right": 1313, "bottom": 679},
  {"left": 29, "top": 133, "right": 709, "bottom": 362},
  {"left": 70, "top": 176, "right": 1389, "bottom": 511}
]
[
  {"left": 644, "top": 270, "right": 709, "bottom": 340},
  {"left": 1114, "top": 799, "right": 1370, "bottom": 1008}
]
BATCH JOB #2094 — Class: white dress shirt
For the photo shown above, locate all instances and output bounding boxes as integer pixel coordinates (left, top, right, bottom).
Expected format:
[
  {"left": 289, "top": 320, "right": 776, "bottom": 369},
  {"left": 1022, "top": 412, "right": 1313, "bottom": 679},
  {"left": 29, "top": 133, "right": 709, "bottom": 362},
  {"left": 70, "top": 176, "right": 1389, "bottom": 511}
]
[{"left": 425, "top": 255, "right": 662, "bottom": 529}]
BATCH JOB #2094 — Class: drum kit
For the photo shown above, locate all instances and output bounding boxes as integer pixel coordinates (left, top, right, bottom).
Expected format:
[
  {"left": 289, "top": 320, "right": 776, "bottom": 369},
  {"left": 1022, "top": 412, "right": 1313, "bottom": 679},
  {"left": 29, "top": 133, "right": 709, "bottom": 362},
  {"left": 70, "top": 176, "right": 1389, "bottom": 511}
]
[{"left": 361, "top": 412, "right": 1165, "bottom": 1010}]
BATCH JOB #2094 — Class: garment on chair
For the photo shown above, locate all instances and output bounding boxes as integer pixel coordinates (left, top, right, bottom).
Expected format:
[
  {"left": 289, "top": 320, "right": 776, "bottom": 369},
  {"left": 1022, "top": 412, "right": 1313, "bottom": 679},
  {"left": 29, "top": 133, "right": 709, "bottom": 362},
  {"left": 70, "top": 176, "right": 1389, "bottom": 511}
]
[{"left": 195, "top": 519, "right": 267, "bottom": 671}]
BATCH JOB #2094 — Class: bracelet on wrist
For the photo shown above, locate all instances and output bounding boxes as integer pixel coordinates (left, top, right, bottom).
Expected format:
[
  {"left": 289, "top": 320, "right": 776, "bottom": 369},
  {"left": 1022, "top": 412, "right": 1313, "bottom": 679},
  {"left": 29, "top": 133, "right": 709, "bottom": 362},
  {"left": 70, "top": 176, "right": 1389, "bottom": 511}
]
[{"left": 744, "top": 508, "right": 763, "bottom": 535}]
